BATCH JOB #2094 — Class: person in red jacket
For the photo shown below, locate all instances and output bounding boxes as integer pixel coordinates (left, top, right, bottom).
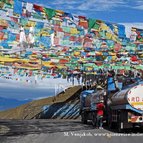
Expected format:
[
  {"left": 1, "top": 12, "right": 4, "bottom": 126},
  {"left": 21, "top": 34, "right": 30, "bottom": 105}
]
[{"left": 96, "top": 101, "right": 104, "bottom": 129}]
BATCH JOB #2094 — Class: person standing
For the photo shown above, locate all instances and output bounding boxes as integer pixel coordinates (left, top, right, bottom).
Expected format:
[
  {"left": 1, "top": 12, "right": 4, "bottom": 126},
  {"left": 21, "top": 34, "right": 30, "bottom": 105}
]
[
  {"left": 28, "top": 27, "right": 35, "bottom": 49},
  {"left": 96, "top": 100, "right": 104, "bottom": 129},
  {"left": 77, "top": 74, "right": 81, "bottom": 85},
  {"left": 19, "top": 26, "right": 27, "bottom": 50}
]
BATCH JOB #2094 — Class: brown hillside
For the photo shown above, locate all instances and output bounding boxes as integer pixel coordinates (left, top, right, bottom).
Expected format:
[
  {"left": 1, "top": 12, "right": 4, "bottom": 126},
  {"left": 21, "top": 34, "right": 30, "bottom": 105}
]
[{"left": 0, "top": 86, "right": 82, "bottom": 119}]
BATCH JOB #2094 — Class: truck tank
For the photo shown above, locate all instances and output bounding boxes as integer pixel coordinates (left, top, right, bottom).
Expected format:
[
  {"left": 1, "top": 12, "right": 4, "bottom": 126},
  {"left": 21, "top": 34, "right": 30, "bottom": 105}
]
[
  {"left": 109, "top": 84, "right": 143, "bottom": 111},
  {"left": 80, "top": 90, "right": 104, "bottom": 110}
]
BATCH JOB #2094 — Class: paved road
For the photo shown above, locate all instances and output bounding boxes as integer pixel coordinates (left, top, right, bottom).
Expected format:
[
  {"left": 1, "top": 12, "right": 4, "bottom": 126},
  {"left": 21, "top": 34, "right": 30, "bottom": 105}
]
[{"left": 0, "top": 119, "right": 143, "bottom": 143}]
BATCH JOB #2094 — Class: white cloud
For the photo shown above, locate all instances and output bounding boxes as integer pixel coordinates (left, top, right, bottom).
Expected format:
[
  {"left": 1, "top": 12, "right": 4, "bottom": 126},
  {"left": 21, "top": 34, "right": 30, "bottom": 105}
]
[
  {"left": 133, "top": 1, "right": 143, "bottom": 10},
  {"left": 134, "top": 5, "right": 143, "bottom": 10},
  {"left": 132, "top": 0, "right": 143, "bottom": 10},
  {"left": 77, "top": 0, "right": 126, "bottom": 11},
  {"left": 135, "top": 0, "right": 143, "bottom": 4},
  {"left": 50, "top": 0, "right": 81, "bottom": 5},
  {"left": 25, "top": 0, "right": 143, "bottom": 11},
  {"left": 49, "top": 0, "right": 143, "bottom": 12},
  {"left": 121, "top": 23, "right": 143, "bottom": 37},
  {"left": 40, "top": 0, "right": 127, "bottom": 12}
]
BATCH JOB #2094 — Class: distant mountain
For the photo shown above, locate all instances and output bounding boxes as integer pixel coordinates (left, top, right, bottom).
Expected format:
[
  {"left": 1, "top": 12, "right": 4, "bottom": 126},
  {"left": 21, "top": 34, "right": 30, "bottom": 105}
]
[
  {"left": 0, "top": 97, "right": 31, "bottom": 111},
  {"left": 0, "top": 86, "right": 82, "bottom": 119}
]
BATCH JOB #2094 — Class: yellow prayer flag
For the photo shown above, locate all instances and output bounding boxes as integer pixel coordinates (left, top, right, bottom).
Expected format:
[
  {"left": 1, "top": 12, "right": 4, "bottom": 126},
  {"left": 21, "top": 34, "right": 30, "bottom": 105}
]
[
  {"left": 26, "top": 21, "right": 36, "bottom": 27},
  {"left": 106, "top": 32, "right": 112, "bottom": 39},
  {"left": 100, "top": 23, "right": 109, "bottom": 31},
  {"left": 70, "top": 28, "right": 79, "bottom": 34}
]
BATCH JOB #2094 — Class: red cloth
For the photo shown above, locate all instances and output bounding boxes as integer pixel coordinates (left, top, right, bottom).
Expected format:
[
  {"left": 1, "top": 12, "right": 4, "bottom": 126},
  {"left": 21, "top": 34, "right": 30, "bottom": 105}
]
[
  {"left": 59, "top": 59, "right": 68, "bottom": 64},
  {"left": 0, "top": 32, "right": 4, "bottom": 40},
  {"left": 70, "top": 36, "right": 76, "bottom": 41},
  {"left": 131, "top": 56, "right": 137, "bottom": 62},
  {"left": 83, "top": 42, "right": 92, "bottom": 47},
  {"left": 33, "top": 4, "right": 43, "bottom": 12},
  {"left": 97, "top": 103, "right": 104, "bottom": 116},
  {"left": 10, "top": 17, "right": 18, "bottom": 23},
  {"left": 79, "top": 21, "right": 88, "bottom": 29},
  {"left": 78, "top": 16, "right": 86, "bottom": 19}
]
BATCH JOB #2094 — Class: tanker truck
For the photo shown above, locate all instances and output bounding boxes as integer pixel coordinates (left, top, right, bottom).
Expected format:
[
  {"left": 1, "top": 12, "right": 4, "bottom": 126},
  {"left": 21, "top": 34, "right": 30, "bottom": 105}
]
[
  {"left": 107, "top": 83, "right": 143, "bottom": 132},
  {"left": 80, "top": 84, "right": 143, "bottom": 131},
  {"left": 80, "top": 88, "right": 105, "bottom": 126}
]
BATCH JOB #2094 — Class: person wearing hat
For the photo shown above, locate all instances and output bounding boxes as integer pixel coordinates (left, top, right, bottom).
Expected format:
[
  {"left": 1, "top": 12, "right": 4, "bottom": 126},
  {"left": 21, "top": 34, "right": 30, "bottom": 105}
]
[
  {"left": 96, "top": 85, "right": 104, "bottom": 99},
  {"left": 96, "top": 85, "right": 105, "bottom": 129},
  {"left": 96, "top": 100, "right": 105, "bottom": 129},
  {"left": 96, "top": 85, "right": 103, "bottom": 90}
]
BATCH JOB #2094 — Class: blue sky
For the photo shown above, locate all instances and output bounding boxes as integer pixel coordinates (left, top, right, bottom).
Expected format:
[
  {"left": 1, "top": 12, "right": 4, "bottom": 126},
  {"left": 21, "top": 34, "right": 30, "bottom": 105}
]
[{"left": 22, "top": 0, "right": 143, "bottom": 23}]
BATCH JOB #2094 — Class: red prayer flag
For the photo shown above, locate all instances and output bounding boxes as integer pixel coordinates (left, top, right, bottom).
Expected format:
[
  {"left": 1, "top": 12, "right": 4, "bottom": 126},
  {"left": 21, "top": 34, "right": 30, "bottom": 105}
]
[{"left": 33, "top": 4, "right": 43, "bottom": 12}]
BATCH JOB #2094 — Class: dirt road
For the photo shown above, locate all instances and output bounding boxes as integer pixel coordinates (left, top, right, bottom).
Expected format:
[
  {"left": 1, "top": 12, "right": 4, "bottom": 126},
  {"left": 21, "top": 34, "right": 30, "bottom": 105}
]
[{"left": 0, "top": 119, "right": 143, "bottom": 143}]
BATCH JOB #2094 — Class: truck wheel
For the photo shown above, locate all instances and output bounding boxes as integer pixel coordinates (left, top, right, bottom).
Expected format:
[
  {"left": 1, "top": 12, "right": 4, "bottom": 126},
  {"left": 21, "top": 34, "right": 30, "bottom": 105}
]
[
  {"left": 81, "top": 113, "right": 87, "bottom": 124},
  {"left": 92, "top": 112, "right": 96, "bottom": 127}
]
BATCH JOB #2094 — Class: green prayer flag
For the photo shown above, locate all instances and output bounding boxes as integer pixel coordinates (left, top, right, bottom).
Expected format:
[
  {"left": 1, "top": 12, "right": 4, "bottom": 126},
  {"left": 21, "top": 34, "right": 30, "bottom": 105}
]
[
  {"left": 88, "top": 18, "right": 95, "bottom": 31},
  {"left": 44, "top": 8, "right": 56, "bottom": 20},
  {"left": 93, "top": 22, "right": 100, "bottom": 30}
]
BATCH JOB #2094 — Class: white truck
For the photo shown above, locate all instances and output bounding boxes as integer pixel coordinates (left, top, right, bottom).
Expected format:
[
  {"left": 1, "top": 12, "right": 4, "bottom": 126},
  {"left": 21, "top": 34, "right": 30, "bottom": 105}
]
[
  {"left": 80, "top": 83, "right": 143, "bottom": 132},
  {"left": 108, "top": 83, "right": 143, "bottom": 132}
]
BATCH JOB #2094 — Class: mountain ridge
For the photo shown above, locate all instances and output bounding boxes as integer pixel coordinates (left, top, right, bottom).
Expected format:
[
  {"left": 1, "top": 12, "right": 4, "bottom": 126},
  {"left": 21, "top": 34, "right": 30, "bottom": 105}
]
[{"left": 0, "top": 86, "right": 83, "bottom": 119}]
